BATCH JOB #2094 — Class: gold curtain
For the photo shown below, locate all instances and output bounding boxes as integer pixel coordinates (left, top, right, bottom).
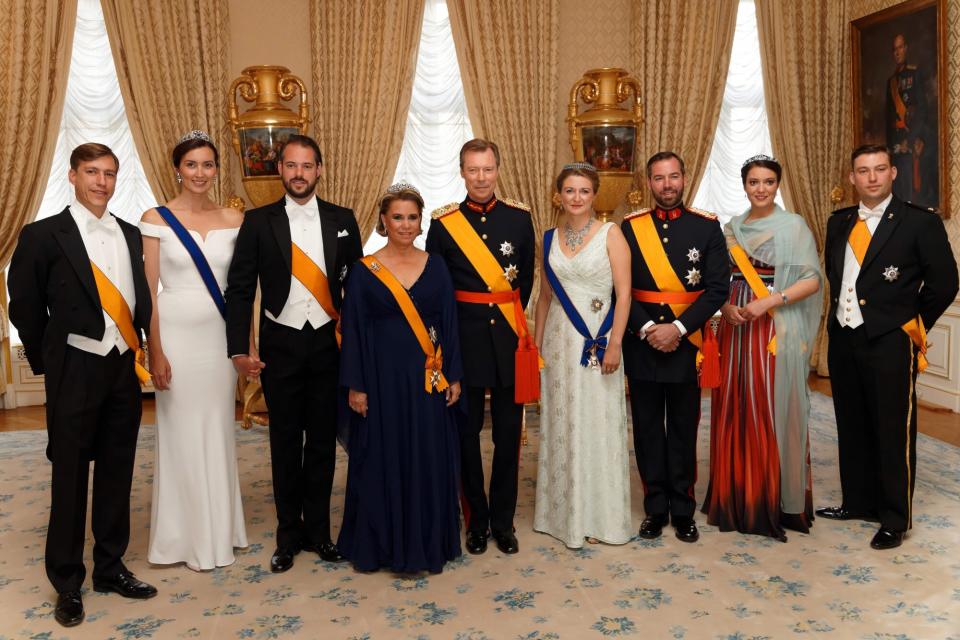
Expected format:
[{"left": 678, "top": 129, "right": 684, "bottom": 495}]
[
  {"left": 756, "top": 0, "right": 851, "bottom": 374},
  {"left": 0, "top": 1, "right": 77, "bottom": 268},
  {"left": 101, "top": 0, "right": 234, "bottom": 205},
  {"left": 310, "top": 0, "right": 424, "bottom": 238},
  {"left": 630, "top": 0, "right": 738, "bottom": 201},
  {"left": 447, "top": 0, "right": 560, "bottom": 238}
]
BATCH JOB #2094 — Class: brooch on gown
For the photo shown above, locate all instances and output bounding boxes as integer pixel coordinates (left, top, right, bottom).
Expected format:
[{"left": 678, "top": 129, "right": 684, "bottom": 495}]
[
  {"left": 590, "top": 298, "right": 604, "bottom": 313},
  {"left": 685, "top": 268, "right": 701, "bottom": 286},
  {"left": 686, "top": 247, "right": 701, "bottom": 263},
  {"left": 500, "top": 241, "right": 515, "bottom": 257},
  {"left": 503, "top": 264, "right": 518, "bottom": 283},
  {"left": 883, "top": 265, "right": 900, "bottom": 282}
]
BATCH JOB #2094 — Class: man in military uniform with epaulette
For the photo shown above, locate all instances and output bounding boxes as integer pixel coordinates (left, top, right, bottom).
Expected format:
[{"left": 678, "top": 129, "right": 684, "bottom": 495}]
[
  {"left": 885, "top": 33, "right": 933, "bottom": 205},
  {"left": 621, "top": 151, "right": 728, "bottom": 544},
  {"left": 817, "top": 143, "right": 957, "bottom": 550},
  {"left": 425, "top": 138, "right": 536, "bottom": 556}
]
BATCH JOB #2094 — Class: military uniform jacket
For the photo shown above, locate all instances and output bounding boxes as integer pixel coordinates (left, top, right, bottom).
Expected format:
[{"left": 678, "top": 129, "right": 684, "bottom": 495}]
[
  {"left": 825, "top": 196, "right": 957, "bottom": 338},
  {"left": 425, "top": 196, "right": 536, "bottom": 388},
  {"left": 886, "top": 63, "right": 928, "bottom": 150},
  {"left": 620, "top": 205, "right": 729, "bottom": 384}
]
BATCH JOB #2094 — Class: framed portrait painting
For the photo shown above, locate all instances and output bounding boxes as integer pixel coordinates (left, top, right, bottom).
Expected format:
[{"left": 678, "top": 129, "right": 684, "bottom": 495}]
[{"left": 852, "top": 0, "right": 948, "bottom": 216}]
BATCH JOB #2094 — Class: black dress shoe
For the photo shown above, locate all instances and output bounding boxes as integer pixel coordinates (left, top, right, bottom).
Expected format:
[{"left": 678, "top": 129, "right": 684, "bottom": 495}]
[
  {"left": 638, "top": 514, "right": 669, "bottom": 539},
  {"left": 302, "top": 541, "right": 345, "bottom": 563},
  {"left": 870, "top": 528, "right": 905, "bottom": 550},
  {"left": 270, "top": 547, "right": 299, "bottom": 573},
  {"left": 672, "top": 516, "right": 699, "bottom": 543},
  {"left": 815, "top": 505, "right": 855, "bottom": 520},
  {"left": 492, "top": 530, "right": 519, "bottom": 554},
  {"left": 92, "top": 571, "right": 158, "bottom": 599},
  {"left": 465, "top": 530, "right": 488, "bottom": 555},
  {"left": 54, "top": 590, "right": 84, "bottom": 627}
]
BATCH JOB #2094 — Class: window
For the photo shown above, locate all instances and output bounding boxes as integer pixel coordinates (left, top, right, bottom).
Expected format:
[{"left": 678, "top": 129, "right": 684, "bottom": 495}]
[
  {"left": 692, "top": 0, "right": 782, "bottom": 223},
  {"left": 363, "top": 0, "right": 473, "bottom": 253}
]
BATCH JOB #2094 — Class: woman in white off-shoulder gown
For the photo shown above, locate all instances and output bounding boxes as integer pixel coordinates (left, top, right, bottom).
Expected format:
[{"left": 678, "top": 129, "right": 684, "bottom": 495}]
[
  {"left": 533, "top": 163, "right": 633, "bottom": 548},
  {"left": 139, "top": 132, "right": 247, "bottom": 570}
]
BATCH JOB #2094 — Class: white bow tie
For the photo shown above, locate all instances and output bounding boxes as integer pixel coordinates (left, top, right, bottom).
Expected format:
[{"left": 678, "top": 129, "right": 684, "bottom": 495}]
[
  {"left": 289, "top": 204, "right": 317, "bottom": 219},
  {"left": 858, "top": 208, "right": 883, "bottom": 220},
  {"left": 87, "top": 214, "right": 118, "bottom": 233}
]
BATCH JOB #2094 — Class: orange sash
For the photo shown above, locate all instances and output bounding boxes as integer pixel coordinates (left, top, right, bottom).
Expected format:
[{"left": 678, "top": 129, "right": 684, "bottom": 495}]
[
  {"left": 89, "top": 262, "right": 150, "bottom": 384},
  {"left": 361, "top": 256, "right": 449, "bottom": 393},
  {"left": 291, "top": 242, "right": 341, "bottom": 346},
  {"left": 728, "top": 244, "right": 777, "bottom": 355},
  {"left": 439, "top": 210, "right": 539, "bottom": 403},
  {"left": 847, "top": 219, "right": 927, "bottom": 371},
  {"left": 628, "top": 213, "right": 720, "bottom": 387},
  {"left": 890, "top": 75, "right": 908, "bottom": 129}
]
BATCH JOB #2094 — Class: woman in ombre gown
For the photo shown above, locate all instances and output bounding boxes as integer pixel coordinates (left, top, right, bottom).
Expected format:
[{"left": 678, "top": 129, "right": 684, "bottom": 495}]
[{"left": 702, "top": 155, "right": 822, "bottom": 541}]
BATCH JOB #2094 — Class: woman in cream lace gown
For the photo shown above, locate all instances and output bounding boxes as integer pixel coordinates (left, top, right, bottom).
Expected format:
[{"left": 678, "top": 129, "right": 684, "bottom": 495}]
[{"left": 533, "top": 163, "right": 633, "bottom": 548}]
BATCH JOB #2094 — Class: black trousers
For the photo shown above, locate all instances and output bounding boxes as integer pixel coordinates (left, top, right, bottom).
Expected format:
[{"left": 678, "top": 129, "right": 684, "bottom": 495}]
[
  {"left": 627, "top": 378, "right": 701, "bottom": 518},
  {"left": 45, "top": 346, "right": 142, "bottom": 593},
  {"left": 828, "top": 323, "right": 918, "bottom": 532},
  {"left": 460, "top": 385, "right": 523, "bottom": 535},
  {"left": 259, "top": 319, "right": 339, "bottom": 550}
]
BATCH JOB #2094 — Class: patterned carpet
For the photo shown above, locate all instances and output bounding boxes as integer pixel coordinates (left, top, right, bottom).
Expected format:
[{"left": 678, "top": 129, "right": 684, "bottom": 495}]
[{"left": 0, "top": 392, "right": 958, "bottom": 640}]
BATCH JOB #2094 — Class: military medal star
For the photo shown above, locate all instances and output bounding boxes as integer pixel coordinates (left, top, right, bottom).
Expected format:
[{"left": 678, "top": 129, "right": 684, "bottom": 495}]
[
  {"left": 499, "top": 241, "right": 515, "bottom": 257},
  {"left": 428, "top": 326, "right": 438, "bottom": 344},
  {"left": 686, "top": 247, "right": 701, "bottom": 263},
  {"left": 883, "top": 265, "right": 899, "bottom": 282},
  {"left": 339, "top": 265, "right": 348, "bottom": 282},
  {"left": 685, "top": 268, "right": 701, "bottom": 286},
  {"left": 503, "top": 264, "right": 519, "bottom": 283}
]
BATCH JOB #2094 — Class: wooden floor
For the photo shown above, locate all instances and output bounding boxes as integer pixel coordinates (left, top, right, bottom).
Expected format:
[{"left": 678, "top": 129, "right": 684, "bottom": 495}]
[{"left": 2, "top": 377, "right": 957, "bottom": 446}]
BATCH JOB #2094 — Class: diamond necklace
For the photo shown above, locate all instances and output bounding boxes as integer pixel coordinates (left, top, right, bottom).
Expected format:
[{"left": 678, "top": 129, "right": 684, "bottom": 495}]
[{"left": 564, "top": 217, "right": 594, "bottom": 250}]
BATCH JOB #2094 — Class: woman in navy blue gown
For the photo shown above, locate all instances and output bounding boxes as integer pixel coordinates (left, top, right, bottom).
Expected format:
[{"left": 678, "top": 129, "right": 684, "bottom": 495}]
[{"left": 337, "top": 183, "right": 463, "bottom": 573}]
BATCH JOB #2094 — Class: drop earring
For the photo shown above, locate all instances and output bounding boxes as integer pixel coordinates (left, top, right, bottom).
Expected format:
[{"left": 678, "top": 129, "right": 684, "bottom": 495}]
[{"left": 176, "top": 173, "right": 182, "bottom": 184}]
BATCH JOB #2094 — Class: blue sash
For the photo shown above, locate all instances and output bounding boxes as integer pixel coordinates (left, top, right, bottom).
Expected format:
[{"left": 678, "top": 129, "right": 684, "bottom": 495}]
[
  {"left": 155, "top": 206, "right": 226, "bottom": 319},
  {"left": 543, "top": 228, "right": 615, "bottom": 367}
]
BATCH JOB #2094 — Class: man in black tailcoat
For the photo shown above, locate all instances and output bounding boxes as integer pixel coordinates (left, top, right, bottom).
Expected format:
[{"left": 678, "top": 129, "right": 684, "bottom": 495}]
[
  {"left": 9, "top": 143, "right": 158, "bottom": 627},
  {"left": 225, "top": 135, "right": 361, "bottom": 572},
  {"left": 817, "top": 143, "right": 957, "bottom": 549}
]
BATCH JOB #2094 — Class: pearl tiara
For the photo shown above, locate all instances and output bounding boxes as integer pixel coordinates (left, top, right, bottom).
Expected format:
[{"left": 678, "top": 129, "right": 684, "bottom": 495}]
[
  {"left": 177, "top": 130, "right": 214, "bottom": 145},
  {"left": 741, "top": 154, "right": 779, "bottom": 168},
  {"left": 385, "top": 181, "right": 421, "bottom": 196},
  {"left": 563, "top": 161, "right": 597, "bottom": 172}
]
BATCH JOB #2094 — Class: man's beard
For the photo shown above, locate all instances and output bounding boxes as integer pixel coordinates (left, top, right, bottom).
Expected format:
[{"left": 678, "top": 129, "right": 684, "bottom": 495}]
[
  {"left": 653, "top": 187, "right": 684, "bottom": 210},
  {"left": 283, "top": 175, "right": 319, "bottom": 199}
]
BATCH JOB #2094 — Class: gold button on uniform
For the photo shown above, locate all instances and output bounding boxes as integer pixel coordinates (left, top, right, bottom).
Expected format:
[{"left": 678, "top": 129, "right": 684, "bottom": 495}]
[
  {"left": 481, "top": 216, "right": 487, "bottom": 223},
  {"left": 660, "top": 302, "right": 666, "bottom": 307},
  {"left": 487, "top": 285, "right": 492, "bottom": 292},
  {"left": 489, "top": 318, "right": 495, "bottom": 325},
  {"left": 488, "top": 302, "right": 494, "bottom": 307},
  {"left": 662, "top": 223, "right": 668, "bottom": 229},
  {"left": 482, "top": 233, "right": 488, "bottom": 240},
  {"left": 859, "top": 299, "right": 866, "bottom": 306},
  {"left": 659, "top": 315, "right": 665, "bottom": 321},
  {"left": 663, "top": 237, "right": 669, "bottom": 243}
]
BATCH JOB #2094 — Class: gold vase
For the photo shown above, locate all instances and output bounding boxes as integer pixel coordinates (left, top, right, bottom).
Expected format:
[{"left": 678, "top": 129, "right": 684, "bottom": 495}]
[
  {"left": 227, "top": 65, "right": 310, "bottom": 207},
  {"left": 566, "top": 68, "right": 643, "bottom": 222}
]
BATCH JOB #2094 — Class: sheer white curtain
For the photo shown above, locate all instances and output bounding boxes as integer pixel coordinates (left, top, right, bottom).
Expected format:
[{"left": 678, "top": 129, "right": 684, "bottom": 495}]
[
  {"left": 692, "top": 0, "right": 781, "bottom": 224},
  {"left": 364, "top": 0, "right": 473, "bottom": 253},
  {"left": 8, "top": 0, "right": 155, "bottom": 347}
]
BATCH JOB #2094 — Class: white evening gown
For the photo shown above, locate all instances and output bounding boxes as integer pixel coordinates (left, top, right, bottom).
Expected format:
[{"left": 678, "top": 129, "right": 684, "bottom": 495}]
[
  {"left": 534, "top": 222, "right": 632, "bottom": 548},
  {"left": 139, "top": 221, "right": 247, "bottom": 569}
]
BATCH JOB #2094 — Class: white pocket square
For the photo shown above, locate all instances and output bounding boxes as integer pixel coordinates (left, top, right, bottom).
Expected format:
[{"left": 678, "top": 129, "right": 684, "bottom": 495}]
[{"left": 337, "top": 229, "right": 349, "bottom": 238}]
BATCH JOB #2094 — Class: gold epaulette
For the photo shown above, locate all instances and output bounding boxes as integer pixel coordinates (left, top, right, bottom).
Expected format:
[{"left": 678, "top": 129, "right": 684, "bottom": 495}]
[
  {"left": 430, "top": 202, "right": 460, "bottom": 220},
  {"left": 687, "top": 207, "right": 718, "bottom": 220},
  {"left": 623, "top": 208, "right": 651, "bottom": 220},
  {"left": 500, "top": 197, "right": 531, "bottom": 213}
]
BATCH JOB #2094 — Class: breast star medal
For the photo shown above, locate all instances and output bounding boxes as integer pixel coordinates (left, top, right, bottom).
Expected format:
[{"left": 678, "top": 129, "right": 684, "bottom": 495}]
[
  {"left": 883, "top": 265, "right": 900, "bottom": 282},
  {"left": 591, "top": 298, "right": 604, "bottom": 313},
  {"left": 428, "top": 326, "right": 438, "bottom": 344},
  {"left": 500, "top": 241, "right": 515, "bottom": 257},
  {"left": 503, "top": 264, "right": 519, "bottom": 283},
  {"left": 685, "top": 268, "right": 701, "bottom": 286},
  {"left": 369, "top": 261, "right": 381, "bottom": 272},
  {"left": 339, "top": 265, "right": 348, "bottom": 282},
  {"left": 686, "top": 247, "right": 701, "bottom": 263}
]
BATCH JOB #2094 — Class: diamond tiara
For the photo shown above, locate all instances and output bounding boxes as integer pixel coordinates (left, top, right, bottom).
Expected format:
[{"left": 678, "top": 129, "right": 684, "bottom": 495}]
[
  {"left": 741, "top": 154, "right": 778, "bottom": 168},
  {"left": 386, "top": 181, "right": 421, "bottom": 195},
  {"left": 563, "top": 161, "right": 597, "bottom": 172},
  {"left": 177, "top": 130, "right": 214, "bottom": 146}
]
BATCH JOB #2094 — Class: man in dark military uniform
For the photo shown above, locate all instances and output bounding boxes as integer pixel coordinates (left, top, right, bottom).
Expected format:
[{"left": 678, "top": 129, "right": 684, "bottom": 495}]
[
  {"left": 425, "top": 138, "right": 536, "bottom": 555},
  {"left": 621, "top": 151, "right": 728, "bottom": 543},
  {"left": 885, "top": 33, "right": 934, "bottom": 206},
  {"left": 818, "top": 143, "right": 957, "bottom": 550}
]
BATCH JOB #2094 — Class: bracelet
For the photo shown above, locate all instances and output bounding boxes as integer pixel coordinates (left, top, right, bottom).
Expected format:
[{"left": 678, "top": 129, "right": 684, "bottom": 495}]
[{"left": 779, "top": 291, "right": 788, "bottom": 305}]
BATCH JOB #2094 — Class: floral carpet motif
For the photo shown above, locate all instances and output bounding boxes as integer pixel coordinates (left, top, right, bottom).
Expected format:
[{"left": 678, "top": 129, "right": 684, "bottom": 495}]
[{"left": 0, "top": 392, "right": 958, "bottom": 639}]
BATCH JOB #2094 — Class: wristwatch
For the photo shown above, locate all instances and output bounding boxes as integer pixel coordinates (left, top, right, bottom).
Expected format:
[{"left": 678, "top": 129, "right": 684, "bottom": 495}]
[{"left": 779, "top": 291, "right": 788, "bottom": 305}]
